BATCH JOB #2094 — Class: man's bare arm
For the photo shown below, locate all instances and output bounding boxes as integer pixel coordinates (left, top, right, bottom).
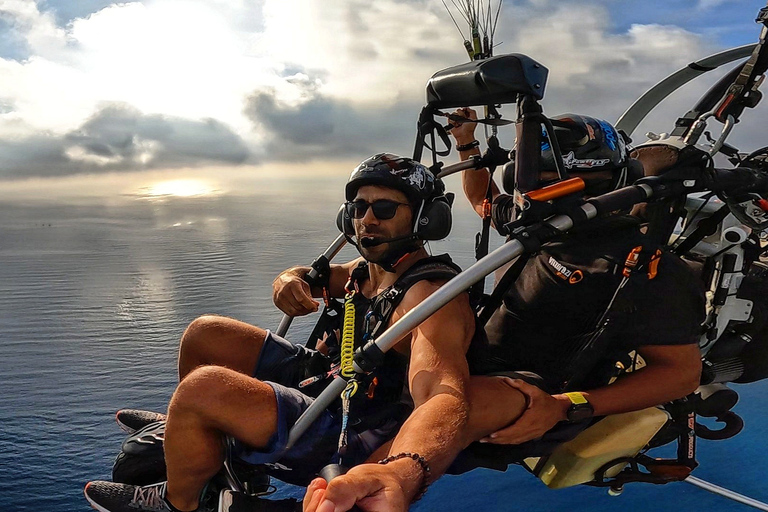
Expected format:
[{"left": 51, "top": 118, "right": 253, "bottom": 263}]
[
  {"left": 386, "top": 280, "right": 474, "bottom": 496},
  {"left": 303, "top": 281, "right": 475, "bottom": 511},
  {"left": 448, "top": 107, "right": 501, "bottom": 217},
  {"left": 483, "top": 343, "right": 702, "bottom": 445}
]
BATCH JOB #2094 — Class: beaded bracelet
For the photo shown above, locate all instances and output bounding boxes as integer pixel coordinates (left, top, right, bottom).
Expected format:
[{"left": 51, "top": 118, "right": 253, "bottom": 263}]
[
  {"left": 378, "top": 452, "right": 432, "bottom": 501},
  {"left": 456, "top": 140, "right": 480, "bottom": 152}
]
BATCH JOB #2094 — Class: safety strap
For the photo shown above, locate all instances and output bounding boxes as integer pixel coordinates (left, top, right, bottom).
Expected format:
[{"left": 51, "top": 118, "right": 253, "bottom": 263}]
[
  {"left": 673, "top": 205, "right": 731, "bottom": 256},
  {"left": 715, "top": 7, "right": 768, "bottom": 121},
  {"left": 561, "top": 244, "right": 661, "bottom": 392},
  {"left": 305, "top": 299, "right": 344, "bottom": 349},
  {"left": 469, "top": 167, "right": 496, "bottom": 308},
  {"left": 367, "top": 256, "right": 462, "bottom": 338},
  {"left": 332, "top": 256, "right": 460, "bottom": 463},
  {"left": 476, "top": 253, "right": 532, "bottom": 328}
]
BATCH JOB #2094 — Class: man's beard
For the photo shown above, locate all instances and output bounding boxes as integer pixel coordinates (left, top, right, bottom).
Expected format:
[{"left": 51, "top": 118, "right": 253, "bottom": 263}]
[{"left": 357, "top": 234, "right": 422, "bottom": 272}]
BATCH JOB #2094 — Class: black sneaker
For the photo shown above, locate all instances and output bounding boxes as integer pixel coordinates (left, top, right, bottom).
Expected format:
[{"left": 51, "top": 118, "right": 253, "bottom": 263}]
[
  {"left": 116, "top": 409, "right": 167, "bottom": 434},
  {"left": 84, "top": 481, "right": 174, "bottom": 512}
]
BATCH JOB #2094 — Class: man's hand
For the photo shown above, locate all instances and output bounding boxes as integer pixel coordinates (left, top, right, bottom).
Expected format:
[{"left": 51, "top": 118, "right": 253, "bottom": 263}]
[
  {"left": 302, "top": 462, "right": 414, "bottom": 512},
  {"left": 479, "top": 378, "right": 568, "bottom": 445},
  {"left": 448, "top": 107, "right": 478, "bottom": 146},
  {"left": 272, "top": 268, "right": 320, "bottom": 316}
]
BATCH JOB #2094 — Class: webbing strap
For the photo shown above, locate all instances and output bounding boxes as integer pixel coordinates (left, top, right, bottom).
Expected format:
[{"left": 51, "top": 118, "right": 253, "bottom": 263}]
[
  {"left": 476, "top": 253, "right": 532, "bottom": 328},
  {"left": 562, "top": 244, "right": 662, "bottom": 391}
]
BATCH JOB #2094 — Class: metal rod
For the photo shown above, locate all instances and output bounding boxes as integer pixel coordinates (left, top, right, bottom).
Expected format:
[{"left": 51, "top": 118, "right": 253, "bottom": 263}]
[
  {"left": 275, "top": 234, "right": 348, "bottom": 337},
  {"left": 285, "top": 205, "right": 593, "bottom": 445},
  {"left": 685, "top": 476, "right": 768, "bottom": 511},
  {"left": 285, "top": 376, "right": 348, "bottom": 450},
  {"left": 437, "top": 158, "right": 483, "bottom": 179},
  {"left": 357, "top": 238, "right": 526, "bottom": 359},
  {"left": 616, "top": 45, "right": 756, "bottom": 137}
]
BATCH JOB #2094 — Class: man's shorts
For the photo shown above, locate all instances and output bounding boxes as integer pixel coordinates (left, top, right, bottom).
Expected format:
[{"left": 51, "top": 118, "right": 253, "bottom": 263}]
[
  {"left": 232, "top": 331, "right": 402, "bottom": 486},
  {"left": 448, "top": 371, "right": 593, "bottom": 475}
]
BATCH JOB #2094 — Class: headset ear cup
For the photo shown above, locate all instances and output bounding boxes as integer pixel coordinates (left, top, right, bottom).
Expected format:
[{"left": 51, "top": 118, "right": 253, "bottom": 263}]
[
  {"left": 336, "top": 204, "right": 355, "bottom": 236},
  {"left": 416, "top": 198, "right": 452, "bottom": 241}
]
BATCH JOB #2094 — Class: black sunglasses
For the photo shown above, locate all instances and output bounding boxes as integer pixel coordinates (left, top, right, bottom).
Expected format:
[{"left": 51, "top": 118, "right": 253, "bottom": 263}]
[{"left": 345, "top": 199, "right": 410, "bottom": 220}]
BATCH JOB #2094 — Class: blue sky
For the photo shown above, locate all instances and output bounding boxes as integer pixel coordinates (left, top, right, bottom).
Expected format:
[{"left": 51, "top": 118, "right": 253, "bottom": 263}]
[{"left": 0, "top": 0, "right": 765, "bottom": 199}]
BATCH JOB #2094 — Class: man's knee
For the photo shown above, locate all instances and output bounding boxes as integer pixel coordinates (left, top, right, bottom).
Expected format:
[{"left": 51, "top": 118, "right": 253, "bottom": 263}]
[
  {"left": 181, "top": 315, "right": 229, "bottom": 347},
  {"left": 172, "top": 365, "right": 228, "bottom": 413},
  {"left": 171, "top": 366, "right": 273, "bottom": 413}
]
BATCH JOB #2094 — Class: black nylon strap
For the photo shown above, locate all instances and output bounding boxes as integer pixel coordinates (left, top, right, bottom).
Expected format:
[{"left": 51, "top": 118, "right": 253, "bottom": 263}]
[
  {"left": 673, "top": 204, "right": 731, "bottom": 256},
  {"left": 476, "top": 253, "right": 532, "bottom": 328},
  {"left": 370, "top": 257, "right": 462, "bottom": 336}
]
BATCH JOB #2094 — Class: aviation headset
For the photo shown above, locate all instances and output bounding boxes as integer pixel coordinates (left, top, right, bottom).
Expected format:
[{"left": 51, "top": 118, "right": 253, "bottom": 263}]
[{"left": 336, "top": 153, "right": 453, "bottom": 243}]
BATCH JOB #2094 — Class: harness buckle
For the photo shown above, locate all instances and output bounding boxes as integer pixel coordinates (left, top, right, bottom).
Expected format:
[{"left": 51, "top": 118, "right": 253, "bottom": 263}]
[
  {"left": 481, "top": 198, "right": 492, "bottom": 219},
  {"left": 623, "top": 246, "right": 642, "bottom": 277},
  {"left": 623, "top": 246, "right": 662, "bottom": 280},
  {"left": 366, "top": 377, "right": 379, "bottom": 399}
]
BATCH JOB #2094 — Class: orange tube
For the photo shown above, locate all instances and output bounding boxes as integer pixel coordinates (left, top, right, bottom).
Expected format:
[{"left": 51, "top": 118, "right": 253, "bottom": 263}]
[{"left": 526, "top": 178, "right": 585, "bottom": 202}]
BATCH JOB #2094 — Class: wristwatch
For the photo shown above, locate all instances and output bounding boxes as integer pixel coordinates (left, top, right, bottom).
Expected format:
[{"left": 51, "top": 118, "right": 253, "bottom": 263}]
[{"left": 564, "top": 392, "right": 594, "bottom": 422}]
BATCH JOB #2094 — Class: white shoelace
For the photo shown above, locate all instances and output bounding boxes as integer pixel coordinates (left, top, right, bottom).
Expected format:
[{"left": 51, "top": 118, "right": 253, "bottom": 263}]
[{"left": 131, "top": 481, "right": 169, "bottom": 511}]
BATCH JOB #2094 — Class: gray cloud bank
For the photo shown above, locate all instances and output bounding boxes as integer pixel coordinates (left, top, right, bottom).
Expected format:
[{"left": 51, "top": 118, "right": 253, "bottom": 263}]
[
  {"left": 0, "top": 104, "right": 249, "bottom": 178},
  {"left": 2, "top": 0, "right": 765, "bottom": 181},
  {"left": 243, "top": 1, "right": 767, "bottom": 165},
  {"left": 244, "top": 84, "right": 422, "bottom": 162}
]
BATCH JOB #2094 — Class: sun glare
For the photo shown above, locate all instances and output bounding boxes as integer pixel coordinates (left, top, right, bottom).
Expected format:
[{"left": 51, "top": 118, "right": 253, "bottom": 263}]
[{"left": 145, "top": 179, "right": 216, "bottom": 197}]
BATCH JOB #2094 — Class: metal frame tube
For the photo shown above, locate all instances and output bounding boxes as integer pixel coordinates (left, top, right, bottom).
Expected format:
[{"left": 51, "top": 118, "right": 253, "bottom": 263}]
[
  {"left": 285, "top": 203, "right": 599, "bottom": 447},
  {"left": 616, "top": 45, "right": 756, "bottom": 137},
  {"left": 275, "top": 234, "right": 348, "bottom": 337}
]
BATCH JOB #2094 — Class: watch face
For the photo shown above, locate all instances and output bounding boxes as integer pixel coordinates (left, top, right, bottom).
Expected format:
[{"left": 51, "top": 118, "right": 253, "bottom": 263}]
[{"left": 567, "top": 403, "right": 594, "bottom": 423}]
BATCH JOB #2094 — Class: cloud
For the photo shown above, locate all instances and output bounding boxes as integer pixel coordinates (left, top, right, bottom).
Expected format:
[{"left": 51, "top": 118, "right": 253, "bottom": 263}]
[
  {"left": 0, "top": 0, "right": 763, "bottom": 183},
  {"left": 0, "top": 103, "right": 250, "bottom": 178},
  {"left": 698, "top": 0, "right": 732, "bottom": 9},
  {"left": 243, "top": 68, "right": 422, "bottom": 161},
  {"left": 242, "top": 1, "right": 728, "bottom": 163}
]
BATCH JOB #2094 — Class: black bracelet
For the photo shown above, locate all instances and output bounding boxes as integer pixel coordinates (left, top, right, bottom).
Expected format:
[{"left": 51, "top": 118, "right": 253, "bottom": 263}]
[
  {"left": 378, "top": 452, "right": 432, "bottom": 501},
  {"left": 456, "top": 140, "right": 480, "bottom": 152}
]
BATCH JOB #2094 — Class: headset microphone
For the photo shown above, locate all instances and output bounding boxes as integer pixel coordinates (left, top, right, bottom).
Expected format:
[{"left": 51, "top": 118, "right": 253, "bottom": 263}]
[{"left": 359, "top": 234, "right": 419, "bottom": 248}]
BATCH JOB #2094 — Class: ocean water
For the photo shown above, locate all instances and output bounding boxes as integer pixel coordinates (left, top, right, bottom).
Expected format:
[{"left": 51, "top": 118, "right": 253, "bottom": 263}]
[{"left": 1, "top": 174, "right": 767, "bottom": 512}]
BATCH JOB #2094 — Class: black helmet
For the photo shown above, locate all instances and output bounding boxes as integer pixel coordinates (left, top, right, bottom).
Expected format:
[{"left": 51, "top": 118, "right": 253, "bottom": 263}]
[
  {"left": 345, "top": 153, "right": 444, "bottom": 204},
  {"left": 503, "top": 114, "right": 639, "bottom": 196},
  {"left": 544, "top": 114, "right": 632, "bottom": 194},
  {"left": 338, "top": 153, "right": 453, "bottom": 254}
]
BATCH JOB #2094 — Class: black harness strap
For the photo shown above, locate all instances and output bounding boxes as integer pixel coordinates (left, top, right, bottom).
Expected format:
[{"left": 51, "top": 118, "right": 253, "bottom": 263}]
[
  {"left": 561, "top": 242, "right": 663, "bottom": 392},
  {"left": 369, "top": 256, "right": 462, "bottom": 335},
  {"left": 673, "top": 204, "right": 731, "bottom": 256},
  {"left": 476, "top": 253, "right": 532, "bottom": 328}
]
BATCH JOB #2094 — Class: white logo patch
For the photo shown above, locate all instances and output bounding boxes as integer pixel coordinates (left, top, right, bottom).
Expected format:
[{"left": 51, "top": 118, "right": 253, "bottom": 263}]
[
  {"left": 563, "top": 151, "right": 610, "bottom": 169},
  {"left": 407, "top": 166, "right": 427, "bottom": 190}
]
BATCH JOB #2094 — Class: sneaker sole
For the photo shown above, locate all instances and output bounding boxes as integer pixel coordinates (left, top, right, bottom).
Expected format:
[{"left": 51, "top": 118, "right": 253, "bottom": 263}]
[
  {"left": 115, "top": 411, "right": 166, "bottom": 434},
  {"left": 83, "top": 482, "right": 111, "bottom": 512},
  {"left": 115, "top": 411, "right": 137, "bottom": 434}
]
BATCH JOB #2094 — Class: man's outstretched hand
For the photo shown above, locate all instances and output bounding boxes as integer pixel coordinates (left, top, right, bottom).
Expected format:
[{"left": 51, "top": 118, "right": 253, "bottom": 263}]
[{"left": 302, "top": 463, "right": 414, "bottom": 512}]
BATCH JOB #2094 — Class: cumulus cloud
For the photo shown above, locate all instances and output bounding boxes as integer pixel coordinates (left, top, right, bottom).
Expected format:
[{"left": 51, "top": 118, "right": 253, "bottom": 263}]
[
  {"left": 0, "top": 103, "right": 250, "bottom": 178},
  {"left": 244, "top": 66, "right": 422, "bottom": 160},
  {"left": 242, "top": 1, "right": 729, "bottom": 161},
  {"left": 0, "top": 0, "right": 763, "bottom": 182}
]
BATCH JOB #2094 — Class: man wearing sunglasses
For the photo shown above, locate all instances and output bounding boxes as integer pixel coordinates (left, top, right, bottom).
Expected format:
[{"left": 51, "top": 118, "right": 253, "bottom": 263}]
[{"left": 85, "top": 154, "right": 478, "bottom": 512}]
